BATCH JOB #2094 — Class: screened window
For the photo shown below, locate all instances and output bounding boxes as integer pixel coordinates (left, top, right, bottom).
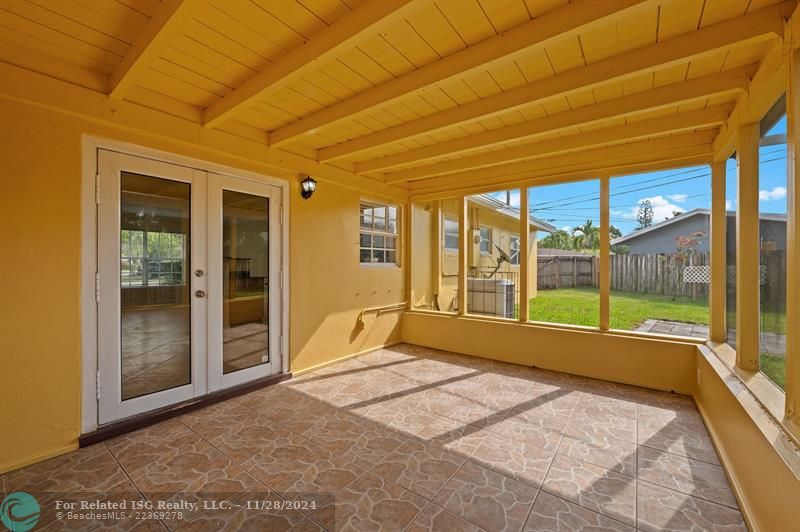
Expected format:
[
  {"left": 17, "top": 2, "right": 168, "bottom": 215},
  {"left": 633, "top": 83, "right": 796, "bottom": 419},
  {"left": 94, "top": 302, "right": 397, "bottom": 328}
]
[
  {"left": 479, "top": 226, "right": 492, "bottom": 254},
  {"left": 360, "top": 201, "right": 398, "bottom": 264},
  {"left": 443, "top": 217, "right": 459, "bottom": 250},
  {"left": 120, "top": 230, "right": 185, "bottom": 287}
]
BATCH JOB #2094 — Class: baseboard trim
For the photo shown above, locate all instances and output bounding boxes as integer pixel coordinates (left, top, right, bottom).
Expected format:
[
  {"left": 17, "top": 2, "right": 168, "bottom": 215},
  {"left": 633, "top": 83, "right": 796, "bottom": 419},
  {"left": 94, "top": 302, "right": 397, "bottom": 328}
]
[
  {"left": 79, "top": 372, "right": 292, "bottom": 447},
  {"left": 291, "top": 341, "right": 402, "bottom": 376}
]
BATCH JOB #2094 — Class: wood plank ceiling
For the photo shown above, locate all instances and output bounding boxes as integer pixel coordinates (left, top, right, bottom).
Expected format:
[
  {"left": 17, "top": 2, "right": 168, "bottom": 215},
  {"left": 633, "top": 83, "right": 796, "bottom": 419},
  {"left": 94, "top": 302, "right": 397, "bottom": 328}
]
[{"left": 0, "top": 0, "right": 794, "bottom": 194}]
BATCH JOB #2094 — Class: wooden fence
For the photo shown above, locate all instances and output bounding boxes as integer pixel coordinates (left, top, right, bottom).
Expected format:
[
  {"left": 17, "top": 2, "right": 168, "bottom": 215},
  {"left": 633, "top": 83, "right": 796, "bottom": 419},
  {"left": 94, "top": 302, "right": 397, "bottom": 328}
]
[
  {"left": 537, "top": 256, "right": 599, "bottom": 289},
  {"left": 609, "top": 252, "right": 709, "bottom": 298},
  {"left": 536, "top": 253, "right": 711, "bottom": 299}
]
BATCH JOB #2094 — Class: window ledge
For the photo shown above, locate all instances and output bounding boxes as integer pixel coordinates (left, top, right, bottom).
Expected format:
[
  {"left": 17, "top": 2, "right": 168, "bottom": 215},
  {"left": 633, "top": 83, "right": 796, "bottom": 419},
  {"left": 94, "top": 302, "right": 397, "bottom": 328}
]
[{"left": 701, "top": 342, "right": 800, "bottom": 468}]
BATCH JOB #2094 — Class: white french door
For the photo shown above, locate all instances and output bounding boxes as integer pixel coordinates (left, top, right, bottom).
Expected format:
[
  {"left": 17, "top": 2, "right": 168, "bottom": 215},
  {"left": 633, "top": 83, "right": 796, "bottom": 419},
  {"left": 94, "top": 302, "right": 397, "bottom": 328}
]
[{"left": 96, "top": 150, "right": 282, "bottom": 424}]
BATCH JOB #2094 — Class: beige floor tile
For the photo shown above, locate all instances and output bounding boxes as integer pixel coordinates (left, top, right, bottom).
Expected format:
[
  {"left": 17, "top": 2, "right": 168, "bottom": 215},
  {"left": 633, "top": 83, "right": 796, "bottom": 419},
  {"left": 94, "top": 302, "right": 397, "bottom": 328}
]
[
  {"left": 637, "top": 480, "right": 747, "bottom": 532},
  {"left": 542, "top": 454, "right": 637, "bottom": 526},
  {"left": 637, "top": 446, "right": 738, "bottom": 508},
  {"left": 312, "top": 471, "right": 427, "bottom": 532},
  {"left": 470, "top": 431, "right": 555, "bottom": 488},
  {"left": 407, "top": 503, "right": 485, "bottom": 532},
  {"left": 524, "top": 491, "right": 634, "bottom": 531},
  {"left": 371, "top": 439, "right": 466, "bottom": 499},
  {"left": 434, "top": 460, "right": 537, "bottom": 532},
  {"left": 566, "top": 407, "right": 636, "bottom": 445},
  {"left": 556, "top": 434, "right": 637, "bottom": 477}
]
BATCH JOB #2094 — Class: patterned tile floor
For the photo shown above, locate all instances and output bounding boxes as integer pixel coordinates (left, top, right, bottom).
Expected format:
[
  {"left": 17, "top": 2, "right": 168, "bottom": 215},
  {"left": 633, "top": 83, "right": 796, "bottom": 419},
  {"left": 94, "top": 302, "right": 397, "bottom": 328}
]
[{"left": 2, "top": 344, "right": 745, "bottom": 531}]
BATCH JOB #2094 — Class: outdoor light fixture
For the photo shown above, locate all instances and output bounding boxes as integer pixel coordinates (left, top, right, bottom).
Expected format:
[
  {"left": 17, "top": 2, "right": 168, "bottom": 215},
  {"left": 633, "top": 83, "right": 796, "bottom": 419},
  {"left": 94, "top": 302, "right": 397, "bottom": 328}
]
[{"left": 300, "top": 175, "right": 317, "bottom": 199}]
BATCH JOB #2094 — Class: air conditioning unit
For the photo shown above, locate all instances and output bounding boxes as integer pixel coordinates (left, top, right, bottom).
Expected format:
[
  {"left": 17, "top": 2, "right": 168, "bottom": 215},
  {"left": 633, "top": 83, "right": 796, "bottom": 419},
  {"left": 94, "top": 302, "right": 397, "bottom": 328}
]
[{"left": 465, "top": 278, "right": 515, "bottom": 318}]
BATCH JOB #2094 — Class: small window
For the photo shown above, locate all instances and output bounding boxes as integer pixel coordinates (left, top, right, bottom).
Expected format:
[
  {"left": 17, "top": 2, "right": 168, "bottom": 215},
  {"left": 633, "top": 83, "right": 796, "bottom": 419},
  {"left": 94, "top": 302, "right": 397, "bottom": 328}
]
[
  {"left": 443, "top": 217, "right": 459, "bottom": 251},
  {"left": 479, "top": 226, "right": 492, "bottom": 254},
  {"left": 360, "top": 201, "right": 399, "bottom": 265},
  {"left": 510, "top": 235, "right": 520, "bottom": 265}
]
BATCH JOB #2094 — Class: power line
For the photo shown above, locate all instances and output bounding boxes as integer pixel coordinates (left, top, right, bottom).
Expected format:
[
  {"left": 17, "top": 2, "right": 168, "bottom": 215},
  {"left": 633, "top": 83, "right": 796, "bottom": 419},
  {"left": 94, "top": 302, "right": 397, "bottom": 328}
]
[{"left": 530, "top": 155, "right": 786, "bottom": 212}]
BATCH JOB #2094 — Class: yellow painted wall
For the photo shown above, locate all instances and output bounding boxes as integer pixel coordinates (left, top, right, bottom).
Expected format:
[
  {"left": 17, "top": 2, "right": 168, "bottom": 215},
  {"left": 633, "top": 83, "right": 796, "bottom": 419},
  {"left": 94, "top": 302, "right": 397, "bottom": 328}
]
[
  {"left": 694, "top": 347, "right": 800, "bottom": 531},
  {"left": 402, "top": 312, "right": 697, "bottom": 393},
  {"left": 0, "top": 97, "right": 403, "bottom": 473}
]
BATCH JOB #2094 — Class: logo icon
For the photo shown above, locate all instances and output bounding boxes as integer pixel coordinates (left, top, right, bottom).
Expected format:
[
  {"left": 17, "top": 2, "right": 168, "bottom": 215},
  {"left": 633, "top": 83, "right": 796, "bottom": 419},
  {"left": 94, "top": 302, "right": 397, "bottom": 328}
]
[{"left": 0, "top": 492, "right": 40, "bottom": 532}]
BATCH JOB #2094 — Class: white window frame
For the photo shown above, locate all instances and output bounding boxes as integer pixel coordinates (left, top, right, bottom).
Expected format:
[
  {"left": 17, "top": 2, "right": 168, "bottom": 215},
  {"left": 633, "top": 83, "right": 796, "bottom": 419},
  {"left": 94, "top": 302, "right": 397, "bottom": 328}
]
[
  {"left": 479, "top": 226, "right": 493, "bottom": 255},
  {"left": 443, "top": 215, "right": 459, "bottom": 251},
  {"left": 359, "top": 199, "right": 400, "bottom": 267},
  {"left": 510, "top": 235, "right": 520, "bottom": 265}
]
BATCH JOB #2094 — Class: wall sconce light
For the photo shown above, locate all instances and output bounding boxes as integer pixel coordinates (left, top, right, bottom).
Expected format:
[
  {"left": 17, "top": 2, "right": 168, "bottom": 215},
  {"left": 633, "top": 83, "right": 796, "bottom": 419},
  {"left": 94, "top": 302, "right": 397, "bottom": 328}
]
[{"left": 300, "top": 175, "right": 317, "bottom": 199}]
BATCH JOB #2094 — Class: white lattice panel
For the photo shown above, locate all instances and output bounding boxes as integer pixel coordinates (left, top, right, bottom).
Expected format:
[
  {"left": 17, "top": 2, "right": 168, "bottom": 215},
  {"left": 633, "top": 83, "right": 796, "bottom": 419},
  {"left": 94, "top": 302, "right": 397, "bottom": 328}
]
[
  {"left": 725, "top": 265, "right": 767, "bottom": 284},
  {"left": 683, "top": 265, "right": 710, "bottom": 284}
]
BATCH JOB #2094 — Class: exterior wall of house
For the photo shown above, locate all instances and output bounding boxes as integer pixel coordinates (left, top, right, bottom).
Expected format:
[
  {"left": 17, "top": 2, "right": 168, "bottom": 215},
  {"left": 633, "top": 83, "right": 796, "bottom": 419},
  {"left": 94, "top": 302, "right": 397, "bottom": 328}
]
[
  {"left": 621, "top": 215, "right": 712, "bottom": 254},
  {"left": 0, "top": 97, "right": 405, "bottom": 473},
  {"left": 622, "top": 214, "right": 786, "bottom": 255}
]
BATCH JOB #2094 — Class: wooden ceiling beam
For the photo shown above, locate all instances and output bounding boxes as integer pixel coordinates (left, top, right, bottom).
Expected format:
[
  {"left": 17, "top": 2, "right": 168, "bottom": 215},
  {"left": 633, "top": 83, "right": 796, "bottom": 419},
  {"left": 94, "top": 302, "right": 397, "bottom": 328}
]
[
  {"left": 203, "top": 0, "right": 423, "bottom": 129},
  {"left": 408, "top": 132, "right": 715, "bottom": 196},
  {"left": 268, "top": 0, "right": 652, "bottom": 147},
  {"left": 109, "top": 0, "right": 196, "bottom": 99},
  {"left": 358, "top": 67, "right": 749, "bottom": 174},
  {"left": 385, "top": 106, "right": 730, "bottom": 184},
  {"left": 713, "top": 43, "right": 787, "bottom": 160},
  {"left": 320, "top": 1, "right": 793, "bottom": 163}
]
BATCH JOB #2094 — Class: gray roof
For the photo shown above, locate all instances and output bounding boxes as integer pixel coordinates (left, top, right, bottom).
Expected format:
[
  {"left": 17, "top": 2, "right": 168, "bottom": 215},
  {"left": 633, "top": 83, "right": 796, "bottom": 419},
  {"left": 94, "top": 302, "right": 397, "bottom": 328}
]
[
  {"left": 611, "top": 208, "right": 787, "bottom": 245},
  {"left": 469, "top": 194, "right": 557, "bottom": 233}
]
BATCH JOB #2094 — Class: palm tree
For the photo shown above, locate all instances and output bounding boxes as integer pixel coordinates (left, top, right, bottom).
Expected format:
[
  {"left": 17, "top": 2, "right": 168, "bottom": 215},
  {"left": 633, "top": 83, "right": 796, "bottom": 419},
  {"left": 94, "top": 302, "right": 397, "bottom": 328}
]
[
  {"left": 572, "top": 220, "right": 600, "bottom": 250},
  {"left": 540, "top": 229, "right": 572, "bottom": 250}
]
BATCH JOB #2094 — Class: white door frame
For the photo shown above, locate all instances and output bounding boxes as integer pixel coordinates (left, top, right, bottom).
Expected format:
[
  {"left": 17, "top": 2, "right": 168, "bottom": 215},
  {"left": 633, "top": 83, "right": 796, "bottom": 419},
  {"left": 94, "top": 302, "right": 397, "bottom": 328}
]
[{"left": 81, "top": 137, "right": 290, "bottom": 433}]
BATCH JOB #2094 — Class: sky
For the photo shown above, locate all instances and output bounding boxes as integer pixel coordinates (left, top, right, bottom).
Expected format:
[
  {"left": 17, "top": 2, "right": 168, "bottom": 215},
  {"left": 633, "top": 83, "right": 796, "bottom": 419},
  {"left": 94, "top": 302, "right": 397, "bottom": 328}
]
[{"left": 487, "top": 115, "right": 788, "bottom": 239}]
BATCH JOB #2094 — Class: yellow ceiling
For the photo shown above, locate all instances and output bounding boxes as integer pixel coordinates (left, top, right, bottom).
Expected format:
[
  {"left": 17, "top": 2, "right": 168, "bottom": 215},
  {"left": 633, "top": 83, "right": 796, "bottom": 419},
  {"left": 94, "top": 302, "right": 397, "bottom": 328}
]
[{"left": 0, "top": 0, "right": 793, "bottom": 192}]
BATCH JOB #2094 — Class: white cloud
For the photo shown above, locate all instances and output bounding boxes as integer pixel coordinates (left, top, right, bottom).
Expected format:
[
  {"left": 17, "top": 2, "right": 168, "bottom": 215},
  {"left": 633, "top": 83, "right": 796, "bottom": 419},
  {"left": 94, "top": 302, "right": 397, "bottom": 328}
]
[
  {"left": 561, "top": 225, "right": 572, "bottom": 233},
  {"left": 626, "top": 196, "right": 684, "bottom": 222},
  {"left": 668, "top": 194, "right": 688, "bottom": 202},
  {"left": 759, "top": 186, "right": 786, "bottom": 201},
  {"left": 725, "top": 199, "right": 733, "bottom": 210}
]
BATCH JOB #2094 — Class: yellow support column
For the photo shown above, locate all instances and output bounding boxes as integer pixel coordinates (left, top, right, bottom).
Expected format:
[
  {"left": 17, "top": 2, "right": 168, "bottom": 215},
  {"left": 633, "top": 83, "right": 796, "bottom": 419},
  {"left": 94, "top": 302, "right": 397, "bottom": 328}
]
[
  {"left": 431, "top": 201, "right": 442, "bottom": 309},
  {"left": 519, "top": 188, "right": 530, "bottom": 323},
  {"left": 600, "top": 176, "right": 610, "bottom": 330},
  {"left": 736, "top": 123, "right": 761, "bottom": 371},
  {"left": 786, "top": 46, "right": 800, "bottom": 423},
  {"left": 710, "top": 161, "right": 727, "bottom": 342},
  {"left": 457, "top": 195, "right": 468, "bottom": 316}
]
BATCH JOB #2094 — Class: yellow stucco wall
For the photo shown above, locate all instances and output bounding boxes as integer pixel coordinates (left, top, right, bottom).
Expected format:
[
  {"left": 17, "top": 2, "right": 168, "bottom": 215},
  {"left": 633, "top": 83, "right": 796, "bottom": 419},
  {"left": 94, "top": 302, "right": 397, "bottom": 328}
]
[
  {"left": 402, "top": 313, "right": 697, "bottom": 394},
  {"left": 0, "top": 97, "right": 403, "bottom": 473}
]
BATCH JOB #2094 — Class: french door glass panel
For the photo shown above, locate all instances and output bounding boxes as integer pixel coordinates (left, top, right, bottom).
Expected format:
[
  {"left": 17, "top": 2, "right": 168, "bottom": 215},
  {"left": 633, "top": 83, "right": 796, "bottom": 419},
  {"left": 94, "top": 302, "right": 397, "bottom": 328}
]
[
  {"left": 222, "top": 189, "right": 270, "bottom": 374},
  {"left": 120, "top": 172, "right": 192, "bottom": 400}
]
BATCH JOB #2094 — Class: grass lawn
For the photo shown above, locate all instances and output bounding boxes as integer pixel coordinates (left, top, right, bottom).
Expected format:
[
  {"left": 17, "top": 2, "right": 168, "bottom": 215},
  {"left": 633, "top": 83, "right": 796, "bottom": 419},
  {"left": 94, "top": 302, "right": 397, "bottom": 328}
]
[
  {"left": 528, "top": 288, "right": 708, "bottom": 330},
  {"left": 760, "top": 354, "right": 786, "bottom": 390}
]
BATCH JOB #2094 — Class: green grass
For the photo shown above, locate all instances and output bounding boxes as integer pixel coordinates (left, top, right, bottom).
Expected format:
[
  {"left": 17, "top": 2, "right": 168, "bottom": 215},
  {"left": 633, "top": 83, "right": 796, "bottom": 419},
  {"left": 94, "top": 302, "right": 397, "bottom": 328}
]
[
  {"left": 528, "top": 288, "right": 708, "bottom": 330},
  {"left": 760, "top": 353, "right": 786, "bottom": 390}
]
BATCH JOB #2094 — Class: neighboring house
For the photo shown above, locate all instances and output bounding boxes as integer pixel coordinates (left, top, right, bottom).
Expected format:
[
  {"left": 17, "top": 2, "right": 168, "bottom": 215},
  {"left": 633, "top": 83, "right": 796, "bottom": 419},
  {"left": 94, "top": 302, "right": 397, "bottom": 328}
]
[
  {"left": 611, "top": 208, "right": 787, "bottom": 254},
  {"left": 411, "top": 194, "right": 555, "bottom": 313}
]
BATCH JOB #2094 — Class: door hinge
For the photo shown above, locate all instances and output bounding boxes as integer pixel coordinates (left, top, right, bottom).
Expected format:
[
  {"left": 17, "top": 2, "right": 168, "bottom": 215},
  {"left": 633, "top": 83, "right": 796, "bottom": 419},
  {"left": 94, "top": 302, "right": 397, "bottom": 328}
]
[
  {"left": 279, "top": 334, "right": 284, "bottom": 356},
  {"left": 95, "top": 174, "right": 100, "bottom": 204},
  {"left": 95, "top": 272, "right": 101, "bottom": 302},
  {"left": 96, "top": 370, "right": 101, "bottom": 400}
]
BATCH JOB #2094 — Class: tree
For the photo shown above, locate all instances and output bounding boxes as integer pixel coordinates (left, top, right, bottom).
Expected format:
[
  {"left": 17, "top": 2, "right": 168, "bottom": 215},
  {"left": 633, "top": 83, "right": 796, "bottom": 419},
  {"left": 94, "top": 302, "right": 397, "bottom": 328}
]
[
  {"left": 572, "top": 220, "right": 600, "bottom": 250},
  {"left": 539, "top": 229, "right": 572, "bottom": 250},
  {"left": 609, "top": 225, "right": 622, "bottom": 239},
  {"left": 666, "top": 210, "right": 683, "bottom": 220},
  {"left": 635, "top": 200, "right": 654, "bottom": 230}
]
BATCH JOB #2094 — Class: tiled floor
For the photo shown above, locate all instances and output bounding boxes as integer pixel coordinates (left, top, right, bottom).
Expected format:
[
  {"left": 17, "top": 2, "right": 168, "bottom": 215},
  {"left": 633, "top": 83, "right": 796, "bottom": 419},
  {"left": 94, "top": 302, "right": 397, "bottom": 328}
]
[{"left": 2, "top": 344, "right": 745, "bottom": 531}]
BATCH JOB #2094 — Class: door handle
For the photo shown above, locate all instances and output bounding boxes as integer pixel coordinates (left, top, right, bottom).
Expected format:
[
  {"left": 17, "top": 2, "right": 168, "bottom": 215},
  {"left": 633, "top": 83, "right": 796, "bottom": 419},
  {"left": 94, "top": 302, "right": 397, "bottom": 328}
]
[{"left": 195, "top": 290, "right": 206, "bottom": 298}]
